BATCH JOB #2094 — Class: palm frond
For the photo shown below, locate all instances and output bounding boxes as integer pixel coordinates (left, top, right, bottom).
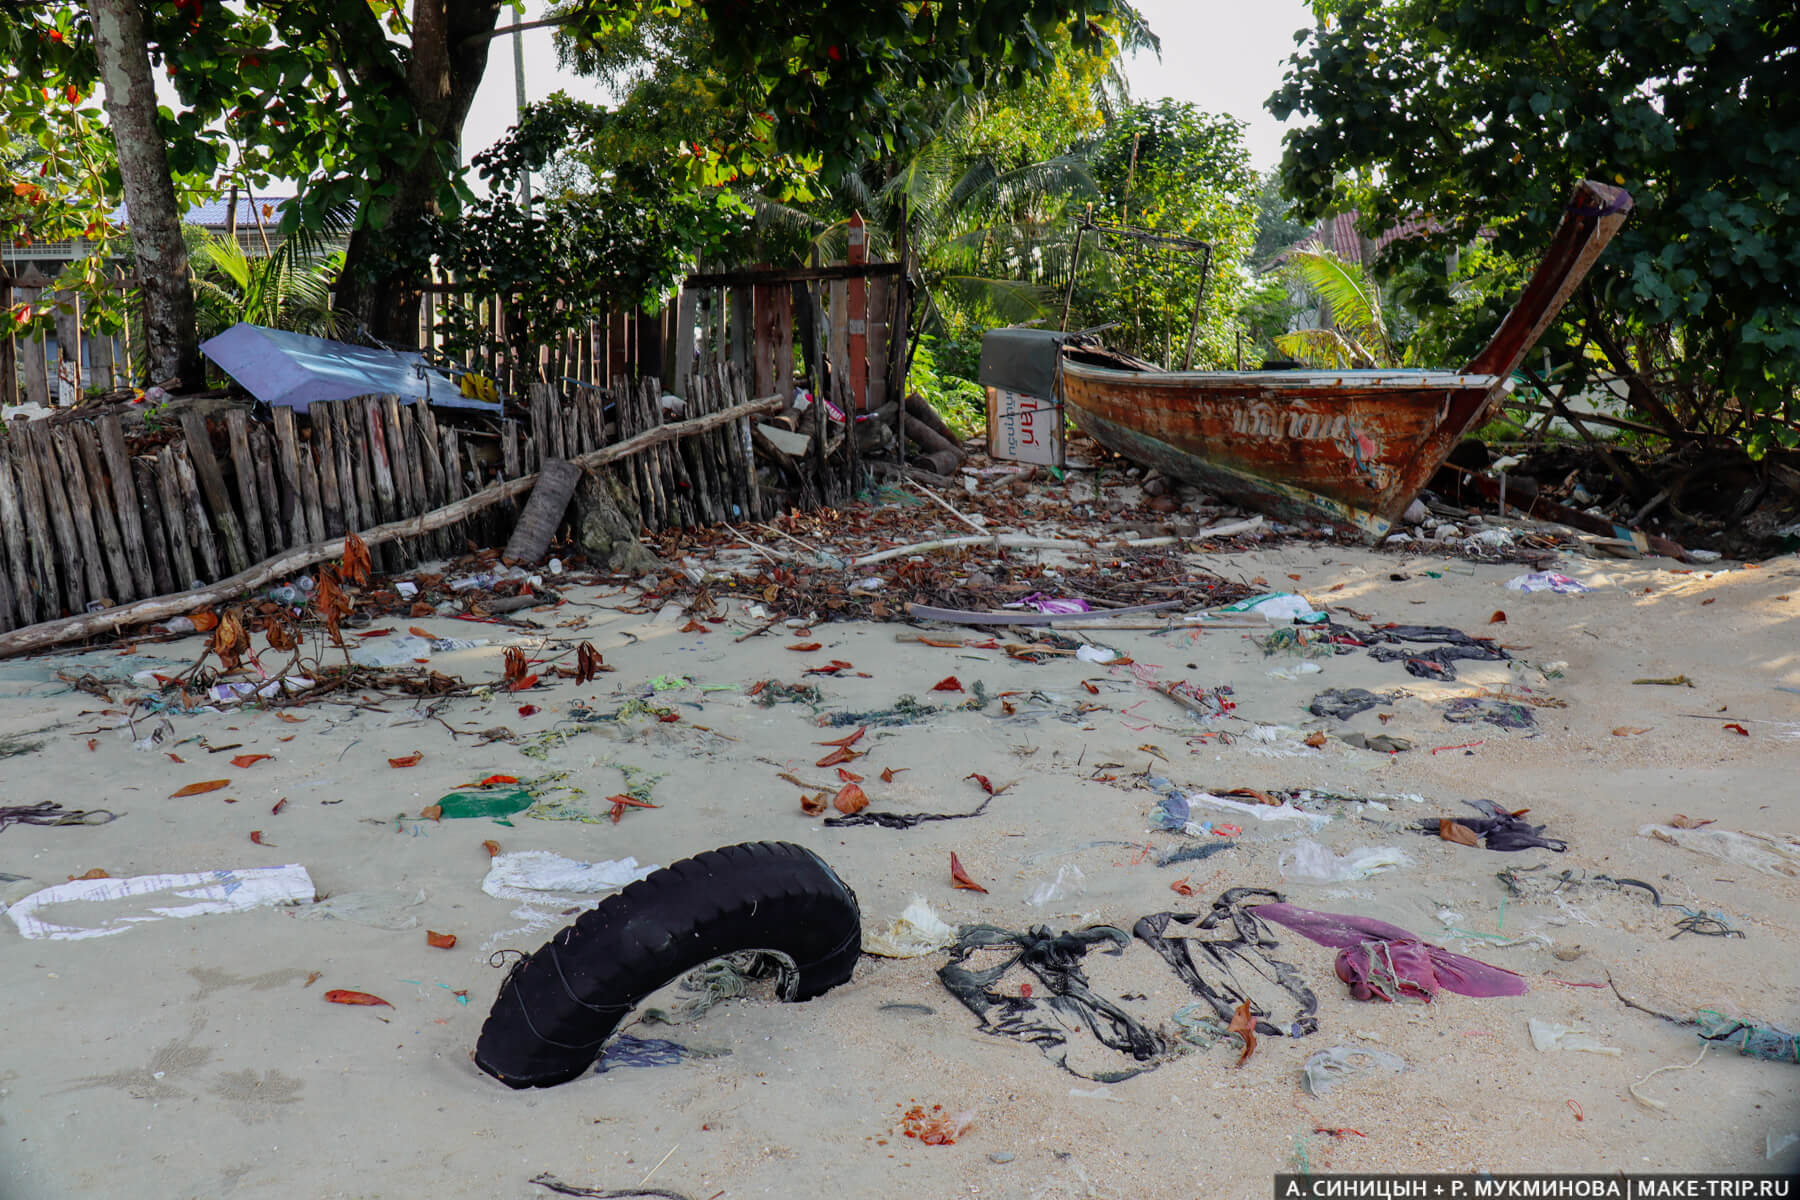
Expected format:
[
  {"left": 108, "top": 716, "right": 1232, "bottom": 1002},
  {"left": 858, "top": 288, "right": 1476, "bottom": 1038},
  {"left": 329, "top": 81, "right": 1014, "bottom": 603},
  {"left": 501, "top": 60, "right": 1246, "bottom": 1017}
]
[
  {"left": 1286, "top": 245, "right": 1393, "bottom": 363},
  {"left": 1274, "top": 327, "right": 1374, "bottom": 370}
]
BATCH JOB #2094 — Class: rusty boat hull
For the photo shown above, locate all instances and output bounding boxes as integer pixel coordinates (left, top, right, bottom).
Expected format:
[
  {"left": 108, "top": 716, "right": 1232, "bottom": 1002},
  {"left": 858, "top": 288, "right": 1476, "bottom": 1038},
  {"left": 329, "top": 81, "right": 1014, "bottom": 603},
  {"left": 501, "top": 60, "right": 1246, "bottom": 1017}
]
[{"left": 1052, "top": 179, "right": 1634, "bottom": 540}]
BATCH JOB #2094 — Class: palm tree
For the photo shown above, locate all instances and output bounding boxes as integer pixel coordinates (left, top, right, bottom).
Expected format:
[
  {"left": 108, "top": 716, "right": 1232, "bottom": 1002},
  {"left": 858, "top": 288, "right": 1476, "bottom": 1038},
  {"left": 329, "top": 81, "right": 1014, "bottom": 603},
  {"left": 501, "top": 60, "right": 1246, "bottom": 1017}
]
[
  {"left": 1274, "top": 244, "right": 1399, "bottom": 368},
  {"left": 189, "top": 234, "right": 346, "bottom": 342}
]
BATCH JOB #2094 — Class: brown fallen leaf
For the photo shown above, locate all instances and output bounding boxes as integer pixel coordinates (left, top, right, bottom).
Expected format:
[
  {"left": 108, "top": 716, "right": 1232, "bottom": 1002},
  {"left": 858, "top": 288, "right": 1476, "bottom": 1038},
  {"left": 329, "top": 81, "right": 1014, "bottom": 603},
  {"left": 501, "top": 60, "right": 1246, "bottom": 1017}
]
[
  {"left": 816, "top": 727, "right": 866, "bottom": 748},
  {"left": 833, "top": 783, "right": 869, "bottom": 815},
  {"left": 426, "top": 930, "right": 457, "bottom": 950},
  {"left": 1303, "top": 731, "right": 1327, "bottom": 748},
  {"left": 409, "top": 626, "right": 434, "bottom": 638},
  {"left": 787, "top": 642, "right": 823, "bottom": 652},
  {"left": 68, "top": 867, "right": 110, "bottom": 881},
  {"left": 800, "top": 792, "right": 829, "bottom": 816},
  {"left": 355, "top": 628, "right": 394, "bottom": 639},
  {"left": 340, "top": 531, "right": 372, "bottom": 588},
  {"left": 1723, "top": 723, "right": 1750, "bottom": 736},
  {"left": 1170, "top": 876, "right": 1196, "bottom": 897},
  {"left": 231, "top": 753, "right": 272, "bottom": 768},
  {"left": 1229, "top": 1001, "right": 1257, "bottom": 1066},
  {"left": 1081, "top": 680, "right": 1100, "bottom": 695},
  {"left": 836, "top": 767, "right": 864, "bottom": 783},
  {"left": 1612, "top": 726, "right": 1650, "bottom": 737},
  {"left": 930, "top": 675, "right": 965, "bottom": 693},
  {"left": 481, "top": 839, "right": 502, "bottom": 857},
  {"left": 167, "top": 752, "right": 184, "bottom": 763},
  {"left": 171, "top": 779, "right": 231, "bottom": 798},
  {"left": 1439, "top": 818, "right": 1480, "bottom": 847},
  {"left": 816, "top": 746, "right": 862, "bottom": 768},
  {"left": 271, "top": 798, "right": 288, "bottom": 815},
  {"left": 1489, "top": 610, "right": 1508, "bottom": 624},
  {"left": 250, "top": 830, "right": 273, "bottom": 846},
  {"left": 189, "top": 610, "right": 220, "bottom": 632},
  {"left": 323, "top": 989, "right": 391, "bottom": 1008},
  {"left": 1669, "top": 814, "right": 1716, "bottom": 830},
  {"left": 679, "top": 619, "right": 709, "bottom": 634},
  {"left": 949, "top": 852, "right": 988, "bottom": 893},
  {"left": 275, "top": 712, "right": 305, "bottom": 724},
  {"left": 388, "top": 752, "right": 423, "bottom": 768},
  {"left": 880, "top": 767, "right": 908, "bottom": 783},
  {"left": 303, "top": 970, "right": 322, "bottom": 988},
  {"left": 421, "top": 804, "right": 443, "bottom": 821},
  {"left": 87, "top": 737, "right": 98, "bottom": 751}
]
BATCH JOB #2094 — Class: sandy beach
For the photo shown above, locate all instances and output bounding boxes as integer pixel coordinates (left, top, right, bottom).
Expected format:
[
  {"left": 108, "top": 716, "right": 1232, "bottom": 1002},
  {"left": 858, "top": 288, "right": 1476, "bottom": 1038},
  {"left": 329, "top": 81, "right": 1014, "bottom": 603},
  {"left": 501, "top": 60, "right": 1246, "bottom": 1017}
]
[{"left": 3, "top": 479, "right": 1798, "bottom": 1200}]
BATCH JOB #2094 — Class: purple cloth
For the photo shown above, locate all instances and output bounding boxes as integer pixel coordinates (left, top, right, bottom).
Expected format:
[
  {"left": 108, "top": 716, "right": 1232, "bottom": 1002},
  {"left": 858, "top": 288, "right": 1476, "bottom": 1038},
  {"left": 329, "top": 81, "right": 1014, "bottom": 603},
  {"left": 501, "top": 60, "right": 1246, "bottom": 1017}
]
[
  {"left": 1255, "top": 902, "right": 1526, "bottom": 1002},
  {"left": 1019, "top": 593, "right": 1092, "bottom": 614}
]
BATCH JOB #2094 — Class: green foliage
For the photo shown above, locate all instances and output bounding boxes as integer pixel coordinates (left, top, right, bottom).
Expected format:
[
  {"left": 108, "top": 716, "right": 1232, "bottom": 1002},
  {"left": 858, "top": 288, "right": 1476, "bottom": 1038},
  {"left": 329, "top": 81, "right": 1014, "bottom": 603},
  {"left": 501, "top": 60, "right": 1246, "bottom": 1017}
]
[
  {"left": 1273, "top": 246, "right": 1396, "bottom": 367},
  {"left": 1249, "top": 170, "right": 1310, "bottom": 267},
  {"left": 189, "top": 235, "right": 346, "bottom": 342},
  {"left": 1064, "top": 99, "right": 1258, "bottom": 366},
  {"left": 1271, "top": 0, "right": 1800, "bottom": 451},
  {"left": 906, "top": 335, "right": 988, "bottom": 437}
]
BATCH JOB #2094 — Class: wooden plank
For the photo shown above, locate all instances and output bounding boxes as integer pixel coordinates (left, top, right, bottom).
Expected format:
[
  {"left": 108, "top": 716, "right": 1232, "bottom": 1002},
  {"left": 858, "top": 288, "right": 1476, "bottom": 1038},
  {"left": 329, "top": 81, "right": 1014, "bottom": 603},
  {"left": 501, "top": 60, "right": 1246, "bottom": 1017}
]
[
  {"left": 730, "top": 287, "right": 752, "bottom": 373},
  {"left": 773, "top": 283, "right": 795, "bottom": 404},
  {"left": 153, "top": 447, "right": 198, "bottom": 591},
  {"left": 177, "top": 409, "right": 250, "bottom": 575},
  {"left": 16, "top": 282, "right": 48, "bottom": 408},
  {"left": 312, "top": 402, "right": 345, "bottom": 538},
  {"left": 828, "top": 279, "right": 850, "bottom": 405},
  {"left": 751, "top": 281, "right": 775, "bottom": 396},
  {"left": 608, "top": 311, "right": 629, "bottom": 379},
  {"left": 34, "top": 426, "right": 91, "bottom": 609},
  {"left": 0, "top": 441, "right": 35, "bottom": 626},
  {"left": 656, "top": 379, "right": 696, "bottom": 526},
  {"left": 269, "top": 405, "right": 309, "bottom": 548},
  {"left": 294, "top": 418, "right": 326, "bottom": 544},
  {"left": 394, "top": 403, "right": 430, "bottom": 548},
  {"left": 10, "top": 428, "right": 63, "bottom": 615},
  {"left": 0, "top": 279, "right": 14, "bottom": 408},
  {"left": 70, "top": 423, "right": 134, "bottom": 602},
  {"left": 97, "top": 417, "right": 155, "bottom": 601},
  {"left": 526, "top": 386, "right": 548, "bottom": 473},
  {"left": 248, "top": 421, "right": 284, "bottom": 551},
  {"left": 131, "top": 456, "right": 175, "bottom": 597},
  {"left": 411, "top": 401, "right": 447, "bottom": 556},
  {"left": 171, "top": 439, "right": 223, "bottom": 582},
  {"left": 380, "top": 394, "right": 416, "bottom": 520},
  {"left": 501, "top": 419, "right": 521, "bottom": 481},
  {"left": 363, "top": 397, "right": 399, "bottom": 524},
  {"left": 847, "top": 214, "right": 869, "bottom": 412},
  {"left": 223, "top": 410, "right": 269, "bottom": 565},
  {"left": 325, "top": 402, "right": 361, "bottom": 535},
  {"left": 672, "top": 289, "right": 698, "bottom": 399},
  {"left": 439, "top": 426, "right": 465, "bottom": 555}
]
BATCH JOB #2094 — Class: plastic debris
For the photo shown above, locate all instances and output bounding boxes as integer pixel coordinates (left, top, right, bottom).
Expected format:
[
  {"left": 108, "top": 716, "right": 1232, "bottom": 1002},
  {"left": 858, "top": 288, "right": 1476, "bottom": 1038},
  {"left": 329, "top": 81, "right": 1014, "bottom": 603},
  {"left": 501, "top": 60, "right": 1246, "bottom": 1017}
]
[
  {"left": 1309, "top": 688, "right": 1392, "bottom": 720},
  {"left": 594, "top": 1034, "right": 725, "bottom": 1072},
  {"left": 1302, "top": 1046, "right": 1406, "bottom": 1095},
  {"left": 1027, "top": 865, "right": 1088, "bottom": 908},
  {"left": 348, "top": 634, "right": 435, "bottom": 667},
  {"left": 1182, "top": 788, "right": 1328, "bottom": 828},
  {"left": 1218, "top": 593, "right": 1326, "bottom": 623},
  {"left": 1697, "top": 1010, "right": 1800, "bottom": 1064},
  {"left": 1019, "top": 593, "right": 1092, "bottom": 614},
  {"left": 1338, "top": 732, "right": 1413, "bottom": 753},
  {"left": 434, "top": 786, "right": 535, "bottom": 820},
  {"left": 1076, "top": 644, "right": 1120, "bottom": 664},
  {"left": 1639, "top": 825, "right": 1800, "bottom": 878},
  {"left": 1135, "top": 889, "right": 1320, "bottom": 1039},
  {"left": 1505, "top": 572, "right": 1593, "bottom": 594},
  {"left": 1419, "top": 800, "right": 1567, "bottom": 852},
  {"left": 1528, "top": 1018, "right": 1622, "bottom": 1056},
  {"left": 1278, "top": 841, "right": 1410, "bottom": 884},
  {"left": 864, "top": 897, "right": 960, "bottom": 958},
  {"left": 6, "top": 864, "right": 315, "bottom": 941},
  {"left": 1443, "top": 697, "right": 1535, "bottom": 729},
  {"left": 1256, "top": 901, "right": 1527, "bottom": 1002},
  {"left": 296, "top": 888, "right": 429, "bottom": 931},
  {"left": 481, "top": 851, "right": 658, "bottom": 904}
]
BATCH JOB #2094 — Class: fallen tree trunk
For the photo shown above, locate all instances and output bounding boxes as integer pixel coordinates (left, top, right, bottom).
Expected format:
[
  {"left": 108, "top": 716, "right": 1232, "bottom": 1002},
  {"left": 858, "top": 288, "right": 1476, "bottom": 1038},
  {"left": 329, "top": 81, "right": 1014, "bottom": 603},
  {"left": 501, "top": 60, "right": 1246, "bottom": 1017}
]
[{"left": 0, "top": 392, "right": 784, "bottom": 659}]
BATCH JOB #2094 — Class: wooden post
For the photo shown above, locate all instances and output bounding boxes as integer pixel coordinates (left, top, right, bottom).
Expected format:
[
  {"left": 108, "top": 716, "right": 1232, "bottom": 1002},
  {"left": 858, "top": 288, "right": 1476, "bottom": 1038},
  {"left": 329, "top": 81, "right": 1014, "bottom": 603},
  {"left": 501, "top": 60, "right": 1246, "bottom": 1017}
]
[
  {"left": 362, "top": 397, "right": 398, "bottom": 525},
  {"left": 30, "top": 426, "right": 89, "bottom": 609},
  {"left": 672, "top": 289, "right": 698, "bottom": 399},
  {"left": 325, "top": 402, "right": 362, "bottom": 540},
  {"left": 248, "top": 420, "right": 284, "bottom": 552},
  {"left": 223, "top": 410, "right": 269, "bottom": 565},
  {"left": 10, "top": 427, "right": 63, "bottom": 615},
  {"left": 70, "top": 423, "right": 134, "bottom": 602},
  {"left": 294, "top": 417, "right": 326, "bottom": 545},
  {"left": 171, "top": 440, "right": 223, "bottom": 582},
  {"left": 0, "top": 277, "right": 15, "bottom": 408},
  {"left": 154, "top": 446, "right": 199, "bottom": 590},
  {"left": 379, "top": 394, "right": 415, "bottom": 523},
  {"left": 16, "top": 272, "right": 49, "bottom": 408},
  {"left": 847, "top": 213, "right": 868, "bottom": 413},
  {"left": 269, "top": 405, "right": 309, "bottom": 550},
  {"left": 312, "top": 404, "right": 345, "bottom": 539},
  {"left": 177, "top": 409, "right": 249, "bottom": 574},
  {"left": 130, "top": 456, "right": 174, "bottom": 598},
  {"left": 0, "top": 439, "right": 37, "bottom": 626},
  {"left": 96, "top": 416, "right": 155, "bottom": 599}
]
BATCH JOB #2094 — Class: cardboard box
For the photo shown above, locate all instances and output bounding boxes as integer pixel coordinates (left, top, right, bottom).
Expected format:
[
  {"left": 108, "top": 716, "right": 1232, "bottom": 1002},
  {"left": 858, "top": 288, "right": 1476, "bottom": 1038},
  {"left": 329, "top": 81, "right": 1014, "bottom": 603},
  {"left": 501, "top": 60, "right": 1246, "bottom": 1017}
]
[{"left": 985, "top": 386, "right": 1064, "bottom": 467}]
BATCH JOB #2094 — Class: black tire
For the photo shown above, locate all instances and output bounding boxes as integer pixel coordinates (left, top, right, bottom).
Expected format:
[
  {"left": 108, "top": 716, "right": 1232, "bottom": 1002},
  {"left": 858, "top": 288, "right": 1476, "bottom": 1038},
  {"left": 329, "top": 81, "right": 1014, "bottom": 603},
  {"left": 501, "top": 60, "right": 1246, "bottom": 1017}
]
[{"left": 474, "top": 840, "right": 862, "bottom": 1089}]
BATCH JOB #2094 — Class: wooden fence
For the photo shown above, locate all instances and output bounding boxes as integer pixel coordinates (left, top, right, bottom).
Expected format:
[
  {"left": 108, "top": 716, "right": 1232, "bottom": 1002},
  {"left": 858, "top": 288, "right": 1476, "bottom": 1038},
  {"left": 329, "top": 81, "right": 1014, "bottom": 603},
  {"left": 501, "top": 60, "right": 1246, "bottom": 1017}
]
[{"left": 0, "top": 362, "right": 777, "bottom": 635}]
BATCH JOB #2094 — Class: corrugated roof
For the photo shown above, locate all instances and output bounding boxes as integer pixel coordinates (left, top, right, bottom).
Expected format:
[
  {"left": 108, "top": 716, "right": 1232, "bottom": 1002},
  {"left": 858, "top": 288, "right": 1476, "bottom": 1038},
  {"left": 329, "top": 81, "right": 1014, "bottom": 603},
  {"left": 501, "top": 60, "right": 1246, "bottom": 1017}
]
[{"left": 106, "top": 195, "right": 298, "bottom": 228}]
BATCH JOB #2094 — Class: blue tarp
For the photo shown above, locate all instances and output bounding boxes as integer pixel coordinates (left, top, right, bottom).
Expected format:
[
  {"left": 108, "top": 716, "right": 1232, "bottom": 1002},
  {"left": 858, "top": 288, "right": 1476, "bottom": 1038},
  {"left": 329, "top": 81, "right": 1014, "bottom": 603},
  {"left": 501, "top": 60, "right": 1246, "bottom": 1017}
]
[{"left": 199, "top": 323, "right": 502, "bottom": 414}]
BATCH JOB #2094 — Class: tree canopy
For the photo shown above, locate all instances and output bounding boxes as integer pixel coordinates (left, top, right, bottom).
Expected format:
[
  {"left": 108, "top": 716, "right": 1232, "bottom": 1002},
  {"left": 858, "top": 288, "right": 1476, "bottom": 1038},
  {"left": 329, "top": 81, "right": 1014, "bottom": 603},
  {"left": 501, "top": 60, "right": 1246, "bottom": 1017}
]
[{"left": 1270, "top": 0, "right": 1800, "bottom": 450}]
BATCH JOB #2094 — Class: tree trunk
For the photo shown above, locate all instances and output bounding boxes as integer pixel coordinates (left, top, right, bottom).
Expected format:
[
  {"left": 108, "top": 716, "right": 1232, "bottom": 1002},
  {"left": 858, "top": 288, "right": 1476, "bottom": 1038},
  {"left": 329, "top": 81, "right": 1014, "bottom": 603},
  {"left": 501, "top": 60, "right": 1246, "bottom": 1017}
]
[
  {"left": 89, "top": 0, "right": 200, "bottom": 388},
  {"left": 335, "top": 0, "right": 503, "bottom": 345}
]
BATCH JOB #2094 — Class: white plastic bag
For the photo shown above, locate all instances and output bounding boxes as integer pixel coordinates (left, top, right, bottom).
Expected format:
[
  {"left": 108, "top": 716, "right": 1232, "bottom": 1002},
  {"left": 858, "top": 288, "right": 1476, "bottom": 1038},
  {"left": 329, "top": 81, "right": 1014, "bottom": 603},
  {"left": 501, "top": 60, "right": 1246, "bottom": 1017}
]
[
  {"left": 1278, "top": 839, "right": 1409, "bottom": 883},
  {"left": 7, "top": 864, "right": 315, "bottom": 941}
]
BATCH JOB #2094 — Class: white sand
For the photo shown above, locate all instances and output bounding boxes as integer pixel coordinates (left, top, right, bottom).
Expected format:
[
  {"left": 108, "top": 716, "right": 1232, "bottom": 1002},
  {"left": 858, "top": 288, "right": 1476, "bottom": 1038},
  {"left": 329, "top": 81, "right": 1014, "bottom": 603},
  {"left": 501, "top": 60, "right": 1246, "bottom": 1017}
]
[{"left": 2, "top": 537, "right": 1797, "bottom": 1199}]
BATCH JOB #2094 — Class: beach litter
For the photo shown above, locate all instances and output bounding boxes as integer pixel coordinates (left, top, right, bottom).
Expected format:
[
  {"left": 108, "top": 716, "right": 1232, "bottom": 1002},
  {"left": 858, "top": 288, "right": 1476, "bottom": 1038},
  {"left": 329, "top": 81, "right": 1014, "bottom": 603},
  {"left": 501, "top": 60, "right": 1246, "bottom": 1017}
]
[
  {"left": 1302, "top": 1046, "right": 1407, "bottom": 1095},
  {"left": 1278, "top": 840, "right": 1410, "bottom": 884},
  {"left": 1528, "top": 1018, "right": 1622, "bottom": 1056},
  {"left": 1505, "top": 572, "right": 1593, "bottom": 595},
  {"left": 6, "top": 864, "right": 315, "bottom": 940},
  {"left": 1418, "top": 800, "right": 1567, "bottom": 852}
]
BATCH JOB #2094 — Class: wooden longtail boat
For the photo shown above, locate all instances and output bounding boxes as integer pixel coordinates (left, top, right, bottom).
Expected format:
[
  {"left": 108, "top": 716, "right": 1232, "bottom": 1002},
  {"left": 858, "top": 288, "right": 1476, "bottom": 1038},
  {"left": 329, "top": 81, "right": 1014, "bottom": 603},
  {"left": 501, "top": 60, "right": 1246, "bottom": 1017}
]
[{"left": 1030, "top": 181, "right": 1632, "bottom": 540}]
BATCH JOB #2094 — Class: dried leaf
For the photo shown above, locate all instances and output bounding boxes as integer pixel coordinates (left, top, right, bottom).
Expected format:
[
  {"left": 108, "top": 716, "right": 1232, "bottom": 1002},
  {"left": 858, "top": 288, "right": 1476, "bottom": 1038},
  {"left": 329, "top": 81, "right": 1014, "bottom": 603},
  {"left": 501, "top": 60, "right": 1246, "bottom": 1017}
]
[
  {"left": 816, "top": 728, "right": 866, "bottom": 748},
  {"left": 966, "top": 772, "right": 995, "bottom": 795},
  {"left": 421, "top": 804, "right": 443, "bottom": 821},
  {"left": 816, "top": 746, "right": 862, "bottom": 768},
  {"left": 1723, "top": 723, "right": 1749, "bottom": 736},
  {"left": 409, "top": 626, "right": 433, "bottom": 638},
  {"left": 1229, "top": 1001, "right": 1257, "bottom": 1066},
  {"left": 250, "top": 830, "right": 273, "bottom": 846},
  {"left": 832, "top": 782, "right": 869, "bottom": 815},
  {"left": 787, "top": 642, "right": 822, "bottom": 652},
  {"left": 502, "top": 647, "right": 529, "bottom": 687},
  {"left": 507, "top": 674, "right": 540, "bottom": 692},
  {"left": 68, "top": 867, "right": 110, "bottom": 881},
  {"left": 1438, "top": 818, "right": 1480, "bottom": 847},
  {"left": 1170, "top": 876, "right": 1196, "bottom": 897},
  {"left": 341, "top": 531, "right": 372, "bottom": 588},
  {"left": 1489, "top": 610, "right": 1507, "bottom": 624},
  {"left": 304, "top": 971, "right": 321, "bottom": 987},
  {"left": 271, "top": 798, "right": 288, "bottom": 816},
  {"left": 210, "top": 608, "right": 251, "bottom": 671},
  {"left": 1669, "top": 814, "right": 1716, "bottom": 830},
  {"left": 323, "top": 989, "right": 391, "bottom": 1008},
  {"left": 605, "top": 793, "right": 660, "bottom": 823},
  {"left": 1612, "top": 726, "right": 1650, "bottom": 737},
  {"left": 426, "top": 930, "right": 457, "bottom": 950},
  {"left": 265, "top": 619, "right": 297, "bottom": 652},
  {"left": 481, "top": 839, "right": 502, "bottom": 857},
  {"left": 575, "top": 641, "right": 607, "bottom": 685},
  {"left": 930, "top": 675, "right": 965, "bottom": 693},
  {"left": 189, "top": 610, "right": 220, "bottom": 632},
  {"left": 275, "top": 712, "right": 305, "bottom": 724},
  {"left": 880, "top": 767, "right": 907, "bottom": 783},
  {"left": 1304, "top": 731, "right": 1327, "bottom": 748},
  {"left": 355, "top": 628, "right": 394, "bottom": 639},
  {"left": 86, "top": 737, "right": 98, "bottom": 751},
  {"left": 836, "top": 767, "right": 864, "bottom": 782},
  {"left": 679, "top": 619, "right": 709, "bottom": 634},
  {"left": 1081, "top": 680, "right": 1100, "bottom": 695},
  {"left": 167, "top": 753, "right": 184, "bottom": 763},
  {"left": 480, "top": 774, "right": 518, "bottom": 786},
  {"left": 949, "top": 852, "right": 988, "bottom": 893},
  {"left": 800, "top": 792, "right": 828, "bottom": 816},
  {"left": 231, "top": 753, "right": 271, "bottom": 768},
  {"left": 170, "top": 779, "right": 230, "bottom": 798},
  {"left": 517, "top": 704, "right": 540, "bottom": 716},
  {"left": 388, "top": 752, "right": 423, "bottom": 768}
]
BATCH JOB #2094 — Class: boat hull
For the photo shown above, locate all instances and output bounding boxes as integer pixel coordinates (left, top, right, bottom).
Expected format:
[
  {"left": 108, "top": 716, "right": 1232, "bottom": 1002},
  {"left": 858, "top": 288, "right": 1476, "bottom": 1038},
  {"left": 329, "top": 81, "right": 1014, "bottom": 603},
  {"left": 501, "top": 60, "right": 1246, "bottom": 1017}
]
[{"left": 1061, "top": 364, "right": 1504, "bottom": 539}]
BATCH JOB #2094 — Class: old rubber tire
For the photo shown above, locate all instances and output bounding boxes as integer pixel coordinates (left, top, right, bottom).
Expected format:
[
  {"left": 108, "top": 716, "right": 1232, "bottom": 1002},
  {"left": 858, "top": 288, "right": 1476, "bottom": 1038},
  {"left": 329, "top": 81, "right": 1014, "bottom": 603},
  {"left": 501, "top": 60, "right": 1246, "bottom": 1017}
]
[{"left": 474, "top": 840, "right": 861, "bottom": 1089}]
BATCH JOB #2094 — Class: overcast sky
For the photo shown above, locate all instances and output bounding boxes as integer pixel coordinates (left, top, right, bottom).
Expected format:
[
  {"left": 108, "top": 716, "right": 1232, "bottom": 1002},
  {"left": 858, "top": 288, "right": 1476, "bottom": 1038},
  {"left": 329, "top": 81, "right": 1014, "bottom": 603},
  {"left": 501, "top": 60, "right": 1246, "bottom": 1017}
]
[{"left": 460, "top": 0, "right": 1318, "bottom": 181}]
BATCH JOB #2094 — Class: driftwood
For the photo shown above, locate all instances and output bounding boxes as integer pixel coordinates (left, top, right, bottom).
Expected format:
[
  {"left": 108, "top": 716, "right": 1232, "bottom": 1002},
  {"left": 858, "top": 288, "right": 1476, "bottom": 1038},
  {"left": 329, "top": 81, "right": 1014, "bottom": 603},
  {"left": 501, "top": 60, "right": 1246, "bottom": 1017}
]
[
  {"left": 503, "top": 459, "right": 583, "bottom": 564},
  {"left": 848, "top": 516, "right": 1264, "bottom": 569},
  {"left": 0, "top": 392, "right": 783, "bottom": 659}
]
